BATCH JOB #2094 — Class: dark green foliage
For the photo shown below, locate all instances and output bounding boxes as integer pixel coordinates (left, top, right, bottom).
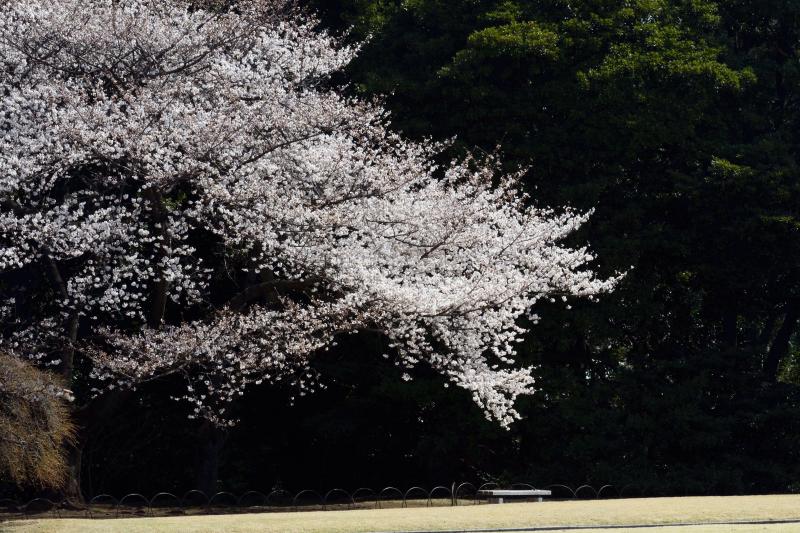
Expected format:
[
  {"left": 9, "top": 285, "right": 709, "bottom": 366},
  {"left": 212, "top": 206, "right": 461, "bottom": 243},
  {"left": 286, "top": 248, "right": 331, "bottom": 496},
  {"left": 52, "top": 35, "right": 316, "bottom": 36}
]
[{"left": 298, "top": 0, "right": 800, "bottom": 493}]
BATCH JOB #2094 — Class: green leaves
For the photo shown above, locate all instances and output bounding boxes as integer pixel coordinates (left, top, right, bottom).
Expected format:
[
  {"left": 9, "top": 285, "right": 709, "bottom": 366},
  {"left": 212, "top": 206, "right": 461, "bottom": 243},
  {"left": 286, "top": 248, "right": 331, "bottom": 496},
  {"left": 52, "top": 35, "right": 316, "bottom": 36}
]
[
  {"left": 465, "top": 22, "right": 560, "bottom": 59},
  {"left": 302, "top": 0, "right": 800, "bottom": 491}
]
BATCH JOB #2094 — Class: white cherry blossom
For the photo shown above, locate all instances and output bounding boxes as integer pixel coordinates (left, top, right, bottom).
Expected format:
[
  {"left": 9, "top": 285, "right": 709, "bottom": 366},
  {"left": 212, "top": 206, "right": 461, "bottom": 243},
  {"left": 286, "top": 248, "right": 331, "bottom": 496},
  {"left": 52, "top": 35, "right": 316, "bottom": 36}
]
[{"left": 0, "top": 0, "right": 620, "bottom": 427}]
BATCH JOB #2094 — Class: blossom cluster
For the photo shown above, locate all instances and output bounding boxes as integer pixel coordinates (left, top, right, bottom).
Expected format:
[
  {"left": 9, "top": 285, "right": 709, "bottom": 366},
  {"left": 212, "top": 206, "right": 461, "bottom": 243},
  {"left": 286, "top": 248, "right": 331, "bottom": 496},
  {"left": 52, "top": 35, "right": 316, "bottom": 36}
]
[{"left": 0, "top": 0, "right": 619, "bottom": 426}]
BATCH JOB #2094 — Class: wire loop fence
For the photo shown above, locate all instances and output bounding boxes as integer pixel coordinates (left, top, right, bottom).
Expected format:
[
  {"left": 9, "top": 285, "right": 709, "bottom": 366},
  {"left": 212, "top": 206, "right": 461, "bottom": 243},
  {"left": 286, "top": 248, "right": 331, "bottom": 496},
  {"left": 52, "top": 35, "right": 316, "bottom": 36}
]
[{"left": 0, "top": 482, "right": 669, "bottom": 519}]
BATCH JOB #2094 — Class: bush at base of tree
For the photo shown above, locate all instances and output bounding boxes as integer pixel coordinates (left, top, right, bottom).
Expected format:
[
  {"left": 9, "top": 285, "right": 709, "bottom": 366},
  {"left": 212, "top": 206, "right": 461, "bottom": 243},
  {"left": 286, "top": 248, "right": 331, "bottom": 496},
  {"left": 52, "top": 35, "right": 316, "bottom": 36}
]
[{"left": 0, "top": 352, "right": 75, "bottom": 489}]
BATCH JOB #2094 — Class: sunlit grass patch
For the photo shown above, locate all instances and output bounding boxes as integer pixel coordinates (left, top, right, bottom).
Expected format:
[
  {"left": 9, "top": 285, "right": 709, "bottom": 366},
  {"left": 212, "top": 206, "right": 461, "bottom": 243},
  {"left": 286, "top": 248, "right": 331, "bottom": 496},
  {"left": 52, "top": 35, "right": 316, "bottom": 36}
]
[{"left": 3, "top": 495, "right": 800, "bottom": 533}]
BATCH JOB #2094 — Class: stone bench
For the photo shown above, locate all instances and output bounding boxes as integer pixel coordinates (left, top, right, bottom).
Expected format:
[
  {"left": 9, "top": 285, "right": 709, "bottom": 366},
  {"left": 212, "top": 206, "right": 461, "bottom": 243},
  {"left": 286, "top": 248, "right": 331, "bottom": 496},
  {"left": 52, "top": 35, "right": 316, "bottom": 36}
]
[{"left": 477, "top": 489, "right": 552, "bottom": 504}]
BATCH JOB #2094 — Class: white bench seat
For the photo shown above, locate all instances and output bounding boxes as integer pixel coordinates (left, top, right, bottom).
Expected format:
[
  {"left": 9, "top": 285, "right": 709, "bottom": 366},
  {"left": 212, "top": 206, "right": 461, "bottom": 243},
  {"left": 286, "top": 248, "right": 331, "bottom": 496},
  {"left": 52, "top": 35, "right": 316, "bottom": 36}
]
[{"left": 477, "top": 489, "right": 552, "bottom": 503}]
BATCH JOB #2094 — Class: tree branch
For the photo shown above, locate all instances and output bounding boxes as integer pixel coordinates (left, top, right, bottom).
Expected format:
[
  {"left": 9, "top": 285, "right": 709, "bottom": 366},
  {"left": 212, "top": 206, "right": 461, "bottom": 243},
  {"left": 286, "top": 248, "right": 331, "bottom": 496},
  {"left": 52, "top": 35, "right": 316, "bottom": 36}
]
[
  {"left": 227, "top": 278, "right": 317, "bottom": 311},
  {"left": 144, "top": 188, "right": 170, "bottom": 329}
]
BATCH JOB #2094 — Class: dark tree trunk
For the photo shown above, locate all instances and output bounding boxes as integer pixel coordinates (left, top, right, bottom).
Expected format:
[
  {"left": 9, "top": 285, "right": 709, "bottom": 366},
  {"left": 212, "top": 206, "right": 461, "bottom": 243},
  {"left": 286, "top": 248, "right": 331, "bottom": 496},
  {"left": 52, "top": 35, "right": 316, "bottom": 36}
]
[
  {"left": 195, "top": 421, "right": 227, "bottom": 495},
  {"left": 43, "top": 255, "right": 84, "bottom": 502},
  {"left": 144, "top": 188, "right": 170, "bottom": 328},
  {"left": 43, "top": 188, "right": 171, "bottom": 501},
  {"left": 763, "top": 301, "right": 800, "bottom": 382},
  {"left": 61, "top": 443, "right": 84, "bottom": 505},
  {"left": 60, "top": 390, "right": 135, "bottom": 503}
]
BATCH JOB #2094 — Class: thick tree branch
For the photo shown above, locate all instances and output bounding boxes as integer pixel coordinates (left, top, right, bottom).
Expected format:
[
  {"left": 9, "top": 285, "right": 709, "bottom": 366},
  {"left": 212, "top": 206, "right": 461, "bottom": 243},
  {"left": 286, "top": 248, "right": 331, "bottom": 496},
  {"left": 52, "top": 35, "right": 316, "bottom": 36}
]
[
  {"left": 144, "top": 188, "right": 170, "bottom": 329},
  {"left": 43, "top": 253, "right": 79, "bottom": 383}
]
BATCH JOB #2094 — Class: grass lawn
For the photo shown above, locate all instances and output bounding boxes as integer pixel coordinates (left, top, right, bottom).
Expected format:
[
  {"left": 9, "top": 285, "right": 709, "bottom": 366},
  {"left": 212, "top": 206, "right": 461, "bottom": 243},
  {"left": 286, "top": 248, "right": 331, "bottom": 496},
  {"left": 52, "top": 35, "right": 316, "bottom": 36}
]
[{"left": 3, "top": 495, "right": 800, "bottom": 533}]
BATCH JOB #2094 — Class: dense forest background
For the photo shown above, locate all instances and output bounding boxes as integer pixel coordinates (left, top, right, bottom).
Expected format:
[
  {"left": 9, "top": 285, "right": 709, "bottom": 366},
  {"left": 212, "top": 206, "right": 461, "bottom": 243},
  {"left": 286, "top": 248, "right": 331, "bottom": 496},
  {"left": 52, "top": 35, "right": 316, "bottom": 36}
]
[{"left": 6, "top": 0, "right": 800, "bottom": 498}]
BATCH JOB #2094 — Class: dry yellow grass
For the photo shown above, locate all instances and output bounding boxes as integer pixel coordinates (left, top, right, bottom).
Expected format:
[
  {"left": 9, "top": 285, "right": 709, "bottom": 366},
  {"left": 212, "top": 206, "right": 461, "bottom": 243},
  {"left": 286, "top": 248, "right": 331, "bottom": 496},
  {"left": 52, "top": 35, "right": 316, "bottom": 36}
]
[
  {"left": 3, "top": 495, "right": 800, "bottom": 533},
  {"left": 0, "top": 352, "right": 75, "bottom": 490}
]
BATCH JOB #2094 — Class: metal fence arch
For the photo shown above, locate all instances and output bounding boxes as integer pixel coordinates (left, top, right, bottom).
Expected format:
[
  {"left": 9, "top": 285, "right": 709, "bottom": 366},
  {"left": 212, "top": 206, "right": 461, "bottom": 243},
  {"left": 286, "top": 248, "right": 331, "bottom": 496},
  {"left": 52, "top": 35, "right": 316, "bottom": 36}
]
[
  {"left": 428, "top": 486, "right": 451, "bottom": 507},
  {"left": 352, "top": 487, "right": 378, "bottom": 508},
  {"left": 378, "top": 486, "right": 403, "bottom": 508},
  {"left": 575, "top": 485, "right": 598, "bottom": 499},
  {"left": 87, "top": 494, "right": 119, "bottom": 518},
  {"left": 323, "top": 488, "right": 354, "bottom": 510},
  {"left": 293, "top": 489, "right": 324, "bottom": 511},
  {"left": 23, "top": 498, "right": 60, "bottom": 518},
  {"left": 598, "top": 485, "right": 619, "bottom": 499},
  {"left": 477, "top": 482, "right": 498, "bottom": 492},
  {"left": 402, "top": 486, "right": 428, "bottom": 508},
  {"left": 475, "top": 482, "right": 498, "bottom": 505},
  {"left": 149, "top": 492, "right": 182, "bottom": 515},
  {"left": 118, "top": 493, "right": 150, "bottom": 517},
  {"left": 454, "top": 482, "right": 477, "bottom": 505},
  {"left": 545, "top": 484, "right": 576, "bottom": 499},
  {"left": 0, "top": 479, "right": 652, "bottom": 519},
  {"left": 237, "top": 491, "right": 268, "bottom": 508},
  {"left": 209, "top": 491, "right": 237, "bottom": 510}
]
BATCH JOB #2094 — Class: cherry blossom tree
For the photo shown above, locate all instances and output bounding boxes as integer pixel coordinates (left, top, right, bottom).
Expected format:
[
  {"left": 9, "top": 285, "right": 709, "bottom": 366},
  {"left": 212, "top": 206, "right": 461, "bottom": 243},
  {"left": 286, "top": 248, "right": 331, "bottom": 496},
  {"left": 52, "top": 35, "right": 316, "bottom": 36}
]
[{"left": 0, "top": 0, "right": 619, "bottom": 451}]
